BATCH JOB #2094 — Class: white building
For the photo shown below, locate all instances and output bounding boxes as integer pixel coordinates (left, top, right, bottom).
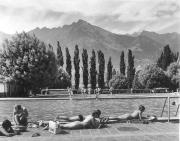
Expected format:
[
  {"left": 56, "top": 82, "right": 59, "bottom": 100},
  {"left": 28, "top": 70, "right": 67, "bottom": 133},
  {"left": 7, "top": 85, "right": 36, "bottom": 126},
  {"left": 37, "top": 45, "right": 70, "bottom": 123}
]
[{"left": 0, "top": 80, "right": 4, "bottom": 95}]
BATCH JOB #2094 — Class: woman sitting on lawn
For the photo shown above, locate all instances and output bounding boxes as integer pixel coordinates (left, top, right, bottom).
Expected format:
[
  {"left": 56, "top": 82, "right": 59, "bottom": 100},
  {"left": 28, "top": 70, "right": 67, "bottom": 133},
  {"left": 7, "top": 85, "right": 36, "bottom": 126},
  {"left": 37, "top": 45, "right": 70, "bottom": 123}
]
[{"left": 13, "top": 105, "right": 28, "bottom": 127}]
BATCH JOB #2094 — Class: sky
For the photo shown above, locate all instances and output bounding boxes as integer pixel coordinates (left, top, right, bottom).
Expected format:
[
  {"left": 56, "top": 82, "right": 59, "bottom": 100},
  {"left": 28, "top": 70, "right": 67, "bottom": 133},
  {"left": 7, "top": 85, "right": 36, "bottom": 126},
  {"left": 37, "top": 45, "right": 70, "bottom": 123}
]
[{"left": 0, "top": 0, "right": 179, "bottom": 34}]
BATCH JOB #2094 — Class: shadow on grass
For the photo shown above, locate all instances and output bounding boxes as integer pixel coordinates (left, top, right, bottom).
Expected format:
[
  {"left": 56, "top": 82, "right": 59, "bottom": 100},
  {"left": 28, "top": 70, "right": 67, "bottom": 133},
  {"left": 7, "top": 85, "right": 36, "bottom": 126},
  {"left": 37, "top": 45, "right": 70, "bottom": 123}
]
[{"left": 117, "top": 126, "right": 140, "bottom": 131}]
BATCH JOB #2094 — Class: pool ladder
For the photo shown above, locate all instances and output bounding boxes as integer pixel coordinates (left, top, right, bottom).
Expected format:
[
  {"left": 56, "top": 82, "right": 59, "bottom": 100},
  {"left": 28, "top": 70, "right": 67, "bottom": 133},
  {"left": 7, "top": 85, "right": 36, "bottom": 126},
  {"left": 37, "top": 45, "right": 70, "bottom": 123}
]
[{"left": 161, "top": 97, "right": 179, "bottom": 118}]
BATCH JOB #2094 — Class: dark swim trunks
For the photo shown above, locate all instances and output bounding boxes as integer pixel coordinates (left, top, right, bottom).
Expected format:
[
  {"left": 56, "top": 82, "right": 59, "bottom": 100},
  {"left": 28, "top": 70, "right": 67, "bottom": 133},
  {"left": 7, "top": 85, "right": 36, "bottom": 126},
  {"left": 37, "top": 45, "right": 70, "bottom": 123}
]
[
  {"left": 78, "top": 115, "right": 84, "bottom": 121},
  {"left": 18, "top": 116, "right": 28, "bottom": 126}
]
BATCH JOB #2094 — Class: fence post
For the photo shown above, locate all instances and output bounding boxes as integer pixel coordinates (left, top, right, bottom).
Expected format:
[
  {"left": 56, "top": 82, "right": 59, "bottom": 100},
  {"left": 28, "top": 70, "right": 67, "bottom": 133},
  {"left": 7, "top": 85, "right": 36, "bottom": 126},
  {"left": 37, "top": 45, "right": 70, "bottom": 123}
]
[
  {"left": 131, "top": 88, "right": 133, "bottom": 94},
  {"left": 3, "top": 82, "right": 6, "bottom": 97},
  {"left": 168, "top": 96, "right": 170, "bottom": 122}
]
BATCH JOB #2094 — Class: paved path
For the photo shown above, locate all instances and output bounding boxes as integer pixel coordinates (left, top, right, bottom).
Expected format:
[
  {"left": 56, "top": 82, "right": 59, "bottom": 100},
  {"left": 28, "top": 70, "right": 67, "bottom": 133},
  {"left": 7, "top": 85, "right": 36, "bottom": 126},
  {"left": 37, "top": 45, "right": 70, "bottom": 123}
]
[{"left": 0, "top": 122, "right": 179, "bottom": 141}]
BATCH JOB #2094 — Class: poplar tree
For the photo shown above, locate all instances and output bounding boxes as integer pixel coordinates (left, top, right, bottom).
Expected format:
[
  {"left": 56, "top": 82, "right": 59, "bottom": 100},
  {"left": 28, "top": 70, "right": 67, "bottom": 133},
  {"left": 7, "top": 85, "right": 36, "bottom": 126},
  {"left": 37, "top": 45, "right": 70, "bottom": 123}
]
[
  {"left": 98, "top": 50, "right": 105, "bottom": 89},
  {"left": 57, "top": 41, "right": 64, "bottom": 67},
  {"left": 120, "top": 51, "right": 125, "bottom": 75},
  {"left": 74, "top": 45, "right": 80, "bottom": 89},
  {"left": 82, "top": 49, "right": 88, "bottom": 88},
  {"left": 127, "top": 49, "right": 135, "bottom": 88},
  {"left": 66, "top": 47, "right": 71, "bottom": 78},
  {"left": 90, "top": 50, "right": 96, "bottom": 89},
  {"left": 107, "top": 57, "right": 113, "bottom": 83}
]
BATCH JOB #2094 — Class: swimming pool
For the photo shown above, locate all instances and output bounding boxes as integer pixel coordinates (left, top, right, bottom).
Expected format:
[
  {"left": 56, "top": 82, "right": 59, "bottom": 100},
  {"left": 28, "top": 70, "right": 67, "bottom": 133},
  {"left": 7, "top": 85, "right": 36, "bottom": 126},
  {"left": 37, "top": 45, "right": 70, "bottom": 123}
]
[{"left": 0, "top": 98, "right": 178, "bottom": 121}]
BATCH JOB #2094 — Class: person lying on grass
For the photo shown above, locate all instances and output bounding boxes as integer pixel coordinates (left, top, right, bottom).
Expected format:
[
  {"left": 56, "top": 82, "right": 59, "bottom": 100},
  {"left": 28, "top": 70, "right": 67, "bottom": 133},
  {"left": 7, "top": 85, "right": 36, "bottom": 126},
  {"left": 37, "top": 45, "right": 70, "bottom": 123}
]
[
  {"left": 55, "top": 109, "right": 101, "bottom": 122},
  {"left": 108, "top": 105, "right": 157, "bottom": 122},
  {"left": 108, "top": 105, "right": 145, "bottom": 121},
  {"left": 41, "top": 110, "right": 108, "bottom": 130},
  {"left": 0, "top": 120, "right": 15, "bottom": 137}
]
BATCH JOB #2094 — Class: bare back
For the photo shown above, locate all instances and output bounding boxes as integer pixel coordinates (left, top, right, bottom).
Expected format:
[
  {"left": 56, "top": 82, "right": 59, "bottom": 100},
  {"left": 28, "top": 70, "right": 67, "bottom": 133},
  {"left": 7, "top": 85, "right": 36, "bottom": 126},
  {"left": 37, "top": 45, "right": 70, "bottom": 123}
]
[
  {"left": 82, "top": 115, "right": 100, "bottom": 128},
  {"left": 130, "top": 110, "right": 141, "bottom": 119}
]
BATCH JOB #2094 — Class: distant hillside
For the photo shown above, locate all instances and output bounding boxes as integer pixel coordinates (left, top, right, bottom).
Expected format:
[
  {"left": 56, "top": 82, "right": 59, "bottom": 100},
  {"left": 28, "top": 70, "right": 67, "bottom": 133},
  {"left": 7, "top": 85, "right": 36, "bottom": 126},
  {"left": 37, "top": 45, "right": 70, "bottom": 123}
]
[
  {"left": 0, "top": 20, "right": 179, "bottom": 71},
  {"left": 28, "top": 20, "right": 179, "bottom": 69}
]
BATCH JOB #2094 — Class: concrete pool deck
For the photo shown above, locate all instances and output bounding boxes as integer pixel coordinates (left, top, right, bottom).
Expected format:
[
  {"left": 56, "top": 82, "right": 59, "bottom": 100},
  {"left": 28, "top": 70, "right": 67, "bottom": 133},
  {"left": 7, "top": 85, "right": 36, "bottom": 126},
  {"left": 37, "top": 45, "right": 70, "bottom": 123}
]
[{"left": 0, "top": 122, "right": 179, "bottom": 141}]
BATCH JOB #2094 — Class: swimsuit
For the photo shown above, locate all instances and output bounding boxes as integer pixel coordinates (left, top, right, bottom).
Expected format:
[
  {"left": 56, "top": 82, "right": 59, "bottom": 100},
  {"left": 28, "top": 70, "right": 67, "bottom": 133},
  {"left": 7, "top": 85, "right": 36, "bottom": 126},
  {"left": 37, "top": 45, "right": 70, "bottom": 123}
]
[{"left": 78, "top": 115, "right": 84, "bottom": 121}]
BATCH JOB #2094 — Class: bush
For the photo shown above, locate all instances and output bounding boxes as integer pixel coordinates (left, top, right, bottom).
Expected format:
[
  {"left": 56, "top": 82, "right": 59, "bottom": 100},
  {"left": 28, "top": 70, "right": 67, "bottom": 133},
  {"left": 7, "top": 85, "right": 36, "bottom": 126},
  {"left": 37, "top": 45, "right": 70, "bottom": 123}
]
[
  {"left": 132, "top": 70, "right": 144, "bottom": 89},
  {"left": 166, "top": 62, "right": 180, "bottom": 91},
  {"left": 54, "top": 66, "right": 71, "bottom": 89},
  {"left": 109, "top": 74, "right": 128, "bottom": 89},
  {"left": 137, "top": 64, "right": 170, "bottom": 89}
]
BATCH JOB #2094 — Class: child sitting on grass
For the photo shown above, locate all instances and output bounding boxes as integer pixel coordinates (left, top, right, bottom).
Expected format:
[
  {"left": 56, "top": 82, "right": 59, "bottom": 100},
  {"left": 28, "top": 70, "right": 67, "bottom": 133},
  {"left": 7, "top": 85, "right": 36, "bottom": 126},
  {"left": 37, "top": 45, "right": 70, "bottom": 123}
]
[{"left": 13, "top": 104, "right": 28, "bottom": 131}]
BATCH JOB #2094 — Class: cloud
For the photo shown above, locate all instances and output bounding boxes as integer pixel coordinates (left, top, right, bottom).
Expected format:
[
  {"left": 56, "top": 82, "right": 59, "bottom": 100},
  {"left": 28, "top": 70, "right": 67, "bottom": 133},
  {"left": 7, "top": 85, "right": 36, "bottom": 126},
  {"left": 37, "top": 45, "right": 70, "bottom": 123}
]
[
  {"left": 0, "top": 0, "right": 179, "bottom": 34},
  {"left": 155, "top": 1, "right": 180, "bottom": 17}
]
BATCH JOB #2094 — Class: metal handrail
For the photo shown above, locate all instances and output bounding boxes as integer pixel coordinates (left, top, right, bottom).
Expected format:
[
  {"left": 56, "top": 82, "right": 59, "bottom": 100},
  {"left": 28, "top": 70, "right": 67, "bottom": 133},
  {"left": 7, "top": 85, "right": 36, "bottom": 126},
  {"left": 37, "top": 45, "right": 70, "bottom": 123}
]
[{"left": 160, "top": 97, "right": 167, "bottom": 117}]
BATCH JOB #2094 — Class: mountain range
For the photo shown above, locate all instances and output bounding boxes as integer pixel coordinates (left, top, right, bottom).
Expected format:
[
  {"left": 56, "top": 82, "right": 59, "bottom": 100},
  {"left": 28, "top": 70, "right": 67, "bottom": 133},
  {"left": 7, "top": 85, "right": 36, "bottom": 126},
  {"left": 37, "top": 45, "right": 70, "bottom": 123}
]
[{"left": 0, "top": 19, "right": 179, "bottom": 70}]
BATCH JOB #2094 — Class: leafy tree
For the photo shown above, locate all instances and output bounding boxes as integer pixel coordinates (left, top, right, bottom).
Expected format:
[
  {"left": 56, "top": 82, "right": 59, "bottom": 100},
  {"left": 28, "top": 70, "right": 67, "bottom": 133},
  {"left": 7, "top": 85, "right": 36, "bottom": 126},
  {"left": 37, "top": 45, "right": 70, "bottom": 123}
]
[
  {"left": 90, "top": 50, "right": 96, "bottom": 89},
  {"left": 66, "top": 47, "right": 72, "bottom": 78},
  {"left": 137, "top": 64, "right": 170, "bottom": 89},
  {"left": 157, "top": 45, "right": 178, "bottom": 70},
  {"left": 48, "top": 44, "right": 54, "bottom": 51},
  {"left": 166, "top": 62, "right": 180, "bottom": 91},
  {"left": 46, "top": 44, "right": 58, "bottom": 88},
  {"left": 132, "top": 70, "right": 143, "bottom": 89},
  {"left": 112, "top": 68, "right": 116, "bottom": 76},
  {"left": 54, "top": 66, "right": 71, "bottom": 88},
  {"left": 127, "top": 49, "right": 135, "bottom": 88},
  {"left": 57, "top": 41, "right": 64, "bottom": 67},
  {"left": 74, "top": 45, "right": 80, "bottom": 89},
  {"left": 107, "top": 57, "right": 113, "bottom": 83},
  {"left": 82, "top": 49, "right": 88, "bottom": 88},
  {"left": 98, "top": 50, "right": 105, "bottom": 88},
  {"left": 0, "top": 32, "right": 57, "bottom": 96},
  {"left": 109, "top": 74, "right": 128, "bottom": 89},
  {"left": 120, "top": 51, "right": 125, "bottom": 75}
]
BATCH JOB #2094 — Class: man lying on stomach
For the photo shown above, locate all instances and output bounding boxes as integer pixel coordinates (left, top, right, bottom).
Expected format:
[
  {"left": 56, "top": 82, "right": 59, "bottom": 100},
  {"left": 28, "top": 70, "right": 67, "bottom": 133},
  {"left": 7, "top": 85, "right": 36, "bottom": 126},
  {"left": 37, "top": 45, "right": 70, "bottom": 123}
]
[
  {"left": 55, "top": 109, "right": 101, "bottom": 122},
  {"left": 42, "top": 110, "right": 104, "bottom": 130}
]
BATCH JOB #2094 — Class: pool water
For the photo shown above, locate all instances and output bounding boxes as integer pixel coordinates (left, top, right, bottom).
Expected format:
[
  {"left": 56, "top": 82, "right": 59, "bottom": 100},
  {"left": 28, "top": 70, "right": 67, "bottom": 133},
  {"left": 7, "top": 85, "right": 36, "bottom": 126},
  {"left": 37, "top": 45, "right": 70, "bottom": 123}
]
[{"left": 0, "top": 98, "right": 178, "bottom": 121}]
